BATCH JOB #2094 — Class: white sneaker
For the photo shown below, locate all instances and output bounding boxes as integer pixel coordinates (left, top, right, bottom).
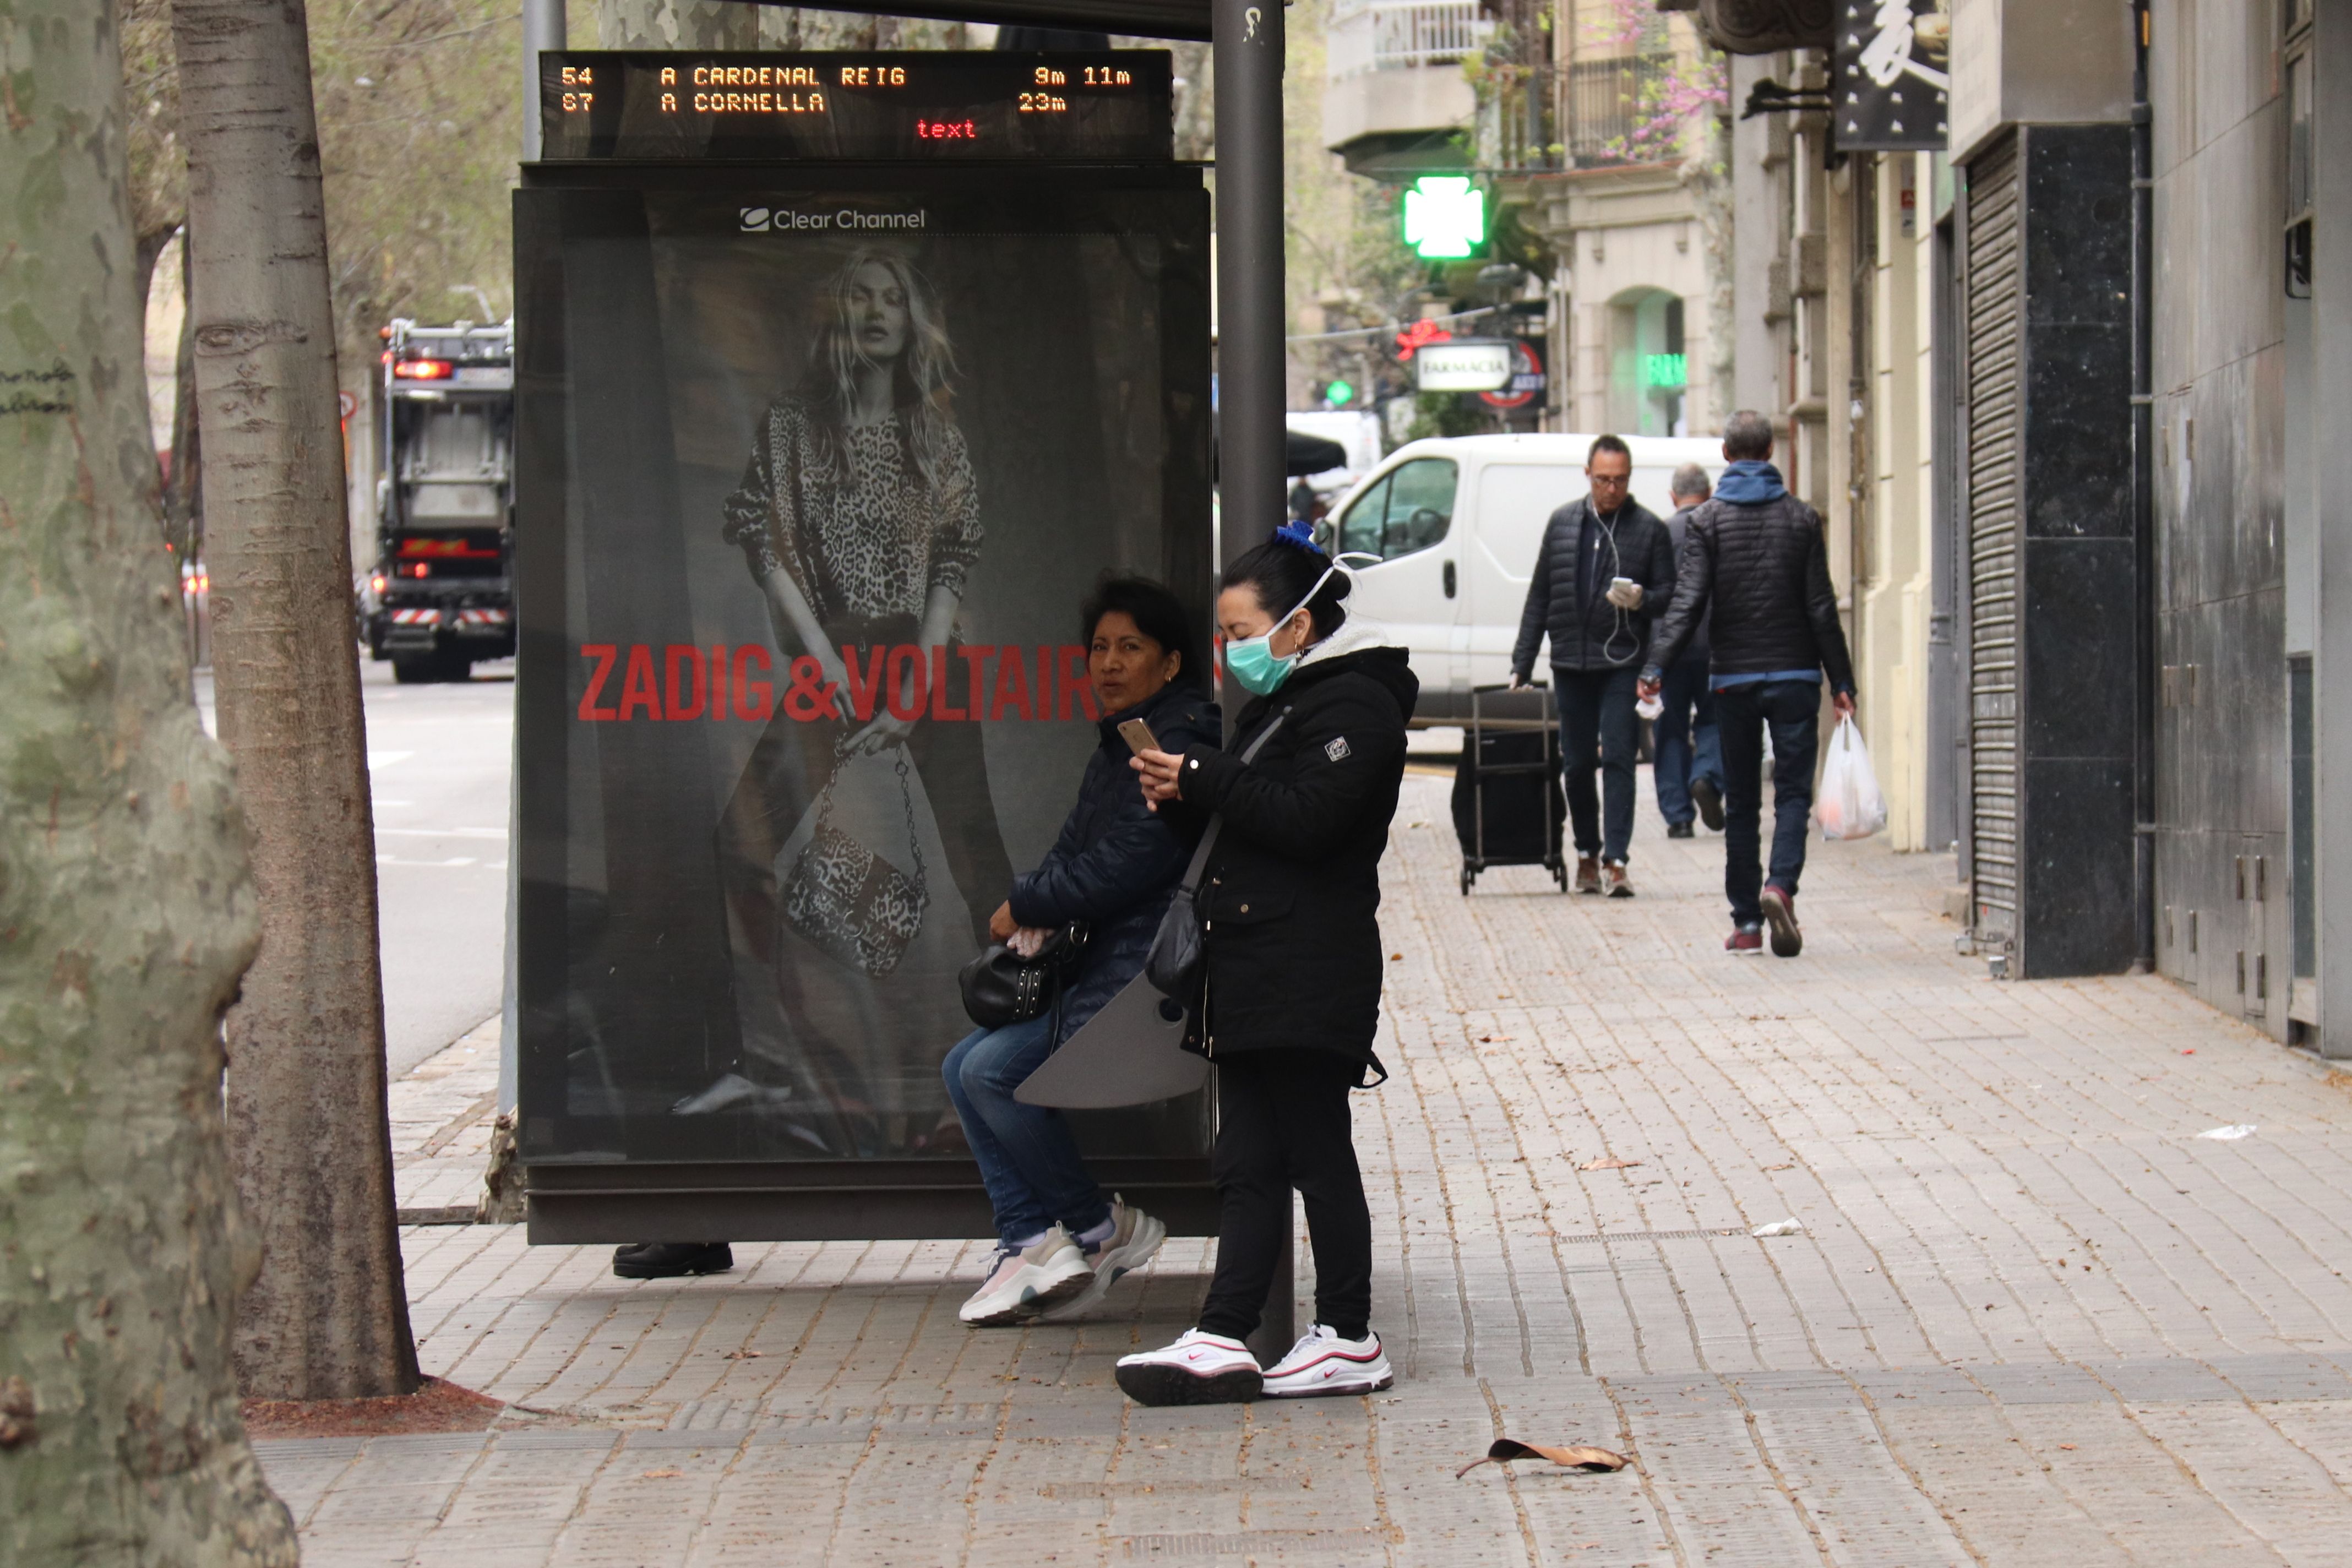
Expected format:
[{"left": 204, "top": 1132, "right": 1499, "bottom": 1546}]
[
  {"left": 1040, "top": 1196, "right": 1167, "bottom": 1322},
  {"left": 1114, "top": 1329, "right": 1262, "bottom": 1405},
  {"left": 957, "top": 1227, "right": 1092, "bottom": 1326},
  {"left": 1259, "top": 1324, "right": 1393, "bottom": 1398}
]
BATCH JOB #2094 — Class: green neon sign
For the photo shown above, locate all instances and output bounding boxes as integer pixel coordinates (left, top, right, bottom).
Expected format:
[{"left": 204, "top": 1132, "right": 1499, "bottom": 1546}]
[
  {"left": 1643, "top": 352, "right": 1687, "bottom": 389},
  {"left": 1402, "top": 176, "right": 1486, "bottom": 260}
]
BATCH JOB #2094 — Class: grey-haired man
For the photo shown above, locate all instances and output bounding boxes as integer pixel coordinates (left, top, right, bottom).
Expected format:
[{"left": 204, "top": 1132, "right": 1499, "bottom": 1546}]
[{"left": 1654, "top": 462, "right": 1724, "bottom": 840}]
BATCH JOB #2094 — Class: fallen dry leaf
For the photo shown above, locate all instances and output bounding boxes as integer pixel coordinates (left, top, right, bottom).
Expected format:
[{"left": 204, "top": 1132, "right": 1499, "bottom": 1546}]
[
  {"left": 1580, "top": 1157, "right": 1641, "bottom": 1171},
  {"left": 641, "top": 1467, "right": 683, "bottom": 1479},
  {"left": 722, "top": 1349, "right": 763, "bottom": 1360},
  {"left": 1457, "top": 1439, "right": 1629, "bottom": 1479},
  {"left": 2057, "top": 1443, "right": 2077, "bottom": 1451}
]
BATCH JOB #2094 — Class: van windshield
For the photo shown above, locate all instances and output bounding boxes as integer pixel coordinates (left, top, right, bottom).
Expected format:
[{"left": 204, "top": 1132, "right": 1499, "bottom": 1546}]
[{"left": 1338, "top": 458, "right": 1457, "bottom": 560}]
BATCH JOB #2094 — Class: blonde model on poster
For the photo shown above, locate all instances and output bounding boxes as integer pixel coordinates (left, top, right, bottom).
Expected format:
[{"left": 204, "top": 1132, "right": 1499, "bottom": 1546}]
[{"left": 696, "top": 248, "right": 1015, "bottom": 1156}]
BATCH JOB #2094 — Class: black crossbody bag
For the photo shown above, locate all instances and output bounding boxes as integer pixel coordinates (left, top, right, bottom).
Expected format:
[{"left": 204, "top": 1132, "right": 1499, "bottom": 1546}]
[{"left": 1144, "top": 712, "right": 1287, "bottom": 998}]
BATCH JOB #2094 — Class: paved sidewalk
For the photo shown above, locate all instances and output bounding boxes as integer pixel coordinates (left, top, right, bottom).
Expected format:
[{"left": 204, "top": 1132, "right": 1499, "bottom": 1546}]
[{"left": 264, "top": 777, "right": 2352, "bottom": 1565}]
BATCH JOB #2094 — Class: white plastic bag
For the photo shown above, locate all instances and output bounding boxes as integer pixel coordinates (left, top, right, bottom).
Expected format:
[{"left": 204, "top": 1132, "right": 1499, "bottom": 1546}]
[{"left": 1816, "top": 716, "right": 1887, "bottom": 841}]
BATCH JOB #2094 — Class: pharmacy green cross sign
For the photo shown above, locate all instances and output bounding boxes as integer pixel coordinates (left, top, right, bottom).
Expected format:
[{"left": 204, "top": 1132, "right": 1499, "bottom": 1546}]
[{"left": 1403, "top": 175, "right": 1486, "bottom": 260}]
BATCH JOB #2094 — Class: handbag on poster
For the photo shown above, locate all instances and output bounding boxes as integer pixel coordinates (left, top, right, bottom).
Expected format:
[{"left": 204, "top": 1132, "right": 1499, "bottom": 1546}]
[
  {"left": 1143, "top": 714, "right": 1287, "bottom": 998},
  {"left": 780, "top": 749, "right": 929, "bottom": 974},
  {"left": 959, "top": 924, "right": 1087, "bottom": 1029}
]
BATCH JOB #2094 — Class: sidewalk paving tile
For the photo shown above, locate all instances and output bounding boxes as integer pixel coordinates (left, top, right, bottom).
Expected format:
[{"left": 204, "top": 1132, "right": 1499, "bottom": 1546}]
[{"left": 260, "top": 777, "right": 2352, "bottom": 1562}]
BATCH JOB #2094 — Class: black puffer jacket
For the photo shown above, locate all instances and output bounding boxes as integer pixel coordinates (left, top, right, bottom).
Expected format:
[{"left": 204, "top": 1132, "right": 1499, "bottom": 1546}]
[
  {"left": 1662, "top": 504, "right": 1710, "bottom": 668},
  {"left": 1510, "top": 497, "right": 1676, "bottom": 677},
  {"left": 1008, "top": 682, "right": 1222, "bottom": 1043},
  {"left": 1645, "top": 492, "right": 1855, "bottom": 693},
  {"left": 1172, "top": 631, "right": 1417, "bottom": 1071}
]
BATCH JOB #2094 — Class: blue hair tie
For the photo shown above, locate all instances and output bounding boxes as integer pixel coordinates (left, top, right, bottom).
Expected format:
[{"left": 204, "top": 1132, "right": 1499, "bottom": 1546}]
[{"left": 1271, "top": 519, "right": 1323, "bottom": 554}]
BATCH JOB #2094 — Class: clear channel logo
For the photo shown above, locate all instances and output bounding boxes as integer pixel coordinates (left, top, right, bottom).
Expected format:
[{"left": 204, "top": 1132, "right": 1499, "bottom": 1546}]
[{"left": 740, "top": 207, "right": 771, "bottom": 231}]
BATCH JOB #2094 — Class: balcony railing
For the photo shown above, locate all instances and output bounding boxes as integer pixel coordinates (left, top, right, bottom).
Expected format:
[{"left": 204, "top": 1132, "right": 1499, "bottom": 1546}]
[
  {"left": 1327, "top": 0, "right": 1493, "bottom": 79},
  {"left": 1564, "top": 53, "right": 1677, "bottom": 167}
]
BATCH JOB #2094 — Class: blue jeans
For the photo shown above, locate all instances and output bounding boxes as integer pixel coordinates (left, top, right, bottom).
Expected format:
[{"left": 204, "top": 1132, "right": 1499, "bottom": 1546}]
[
  {"left": 1653, "top": 655, "right": 1723, "bottom": 825},
  {"left": 1555, "top": 665, "right": 1641, "bottom": 862},
  {"left": 1716, "top": 679, "right": 1821, "bottom": 925},
  {"left": 942, "top": 1017, "right": 1110, "bottom": 1248}
]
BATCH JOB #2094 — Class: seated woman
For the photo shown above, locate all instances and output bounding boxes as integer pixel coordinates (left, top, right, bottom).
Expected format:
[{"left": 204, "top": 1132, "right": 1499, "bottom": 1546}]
[{"left": 945, "top": 576, "right": 1220, "bottom": 1326}]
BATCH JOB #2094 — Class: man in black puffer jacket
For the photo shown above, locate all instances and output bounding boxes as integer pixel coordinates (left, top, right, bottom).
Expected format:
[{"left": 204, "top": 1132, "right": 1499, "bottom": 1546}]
[
  {"left": 1641, "top": 410, "right": 1856, "bottom": 959},
  {"left": 1510, "top": 434, "right": 1676, "bottom": 896}
]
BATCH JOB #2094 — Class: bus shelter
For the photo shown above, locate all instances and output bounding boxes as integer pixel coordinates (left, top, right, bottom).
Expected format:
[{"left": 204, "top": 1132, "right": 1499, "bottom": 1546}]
[{"left": 511, "top": 49, "right": 1219, "bottom": 1246}]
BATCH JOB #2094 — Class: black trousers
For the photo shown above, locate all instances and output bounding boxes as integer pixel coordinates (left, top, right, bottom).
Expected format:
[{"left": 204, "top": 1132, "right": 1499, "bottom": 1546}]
[
  {"left": 1554, "top": 665, "right": 1641, "bottom": 862},
  {"left": 1197, "top": 1050, "right": 1374, "bottom": 1344}
]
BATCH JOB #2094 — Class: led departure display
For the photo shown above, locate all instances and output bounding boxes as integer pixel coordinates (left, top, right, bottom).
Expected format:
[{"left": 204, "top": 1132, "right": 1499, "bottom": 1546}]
[{"left": 538, "top": 51, "right": 1173, "bottom": 162}]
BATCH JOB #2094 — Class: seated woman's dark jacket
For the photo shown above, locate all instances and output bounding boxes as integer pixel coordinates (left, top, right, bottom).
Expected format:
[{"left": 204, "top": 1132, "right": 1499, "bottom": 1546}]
[
  {"left": 1007, "top": 682, "right": 1222, "bottom": 1043},
  {"left": 1171, "top": 642, "right": 1417, "bottom": 1069}
]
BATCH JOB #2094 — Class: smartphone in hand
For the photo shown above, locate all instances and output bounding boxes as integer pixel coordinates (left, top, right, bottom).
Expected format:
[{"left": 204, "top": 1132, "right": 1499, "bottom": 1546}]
[{"left": 1118, "top": 718, "right": 1161, "bottom": 756}]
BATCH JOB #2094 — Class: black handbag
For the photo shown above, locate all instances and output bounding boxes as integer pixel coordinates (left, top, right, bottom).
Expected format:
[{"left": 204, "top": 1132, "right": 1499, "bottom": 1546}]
[
  {"left": 959, "top": 923, "right": 1086, "bottom": 1029},
  {"left": 1144, "top": 713, "right": 1287, "bottom": 998}
]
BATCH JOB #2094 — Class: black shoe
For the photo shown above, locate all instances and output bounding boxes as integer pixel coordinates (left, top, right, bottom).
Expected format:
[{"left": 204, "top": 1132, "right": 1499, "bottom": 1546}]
[
  {"left": 1690, "top": 777, "right": 1725, "bottom": 832},
  {"left": 613, "top": 1242, "right": 734, "bottom": 1279},
  {"left": 1666, "top": 821, "right": 1695, "bottom": 839}
]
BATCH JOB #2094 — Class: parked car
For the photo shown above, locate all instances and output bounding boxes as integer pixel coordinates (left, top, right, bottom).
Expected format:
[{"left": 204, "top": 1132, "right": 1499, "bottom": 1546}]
[{"left": 1317, "top": 433, "right": 1724, "bottom": 722}]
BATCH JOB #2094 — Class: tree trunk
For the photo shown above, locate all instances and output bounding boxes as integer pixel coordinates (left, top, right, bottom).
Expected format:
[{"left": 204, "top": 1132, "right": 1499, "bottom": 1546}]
[
  {"left": 596, "top": 0, "right": 759, "bottom": 47},
  {"left": 172, "top": 0, "right": 418, "bottom": 1401},
  {"left": 0, "top": 2, "right": 297, "bottom": 1561}
]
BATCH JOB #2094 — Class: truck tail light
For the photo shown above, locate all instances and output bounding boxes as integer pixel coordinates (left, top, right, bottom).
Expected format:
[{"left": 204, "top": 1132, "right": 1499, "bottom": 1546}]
[{"left": 394, "top": 358, "right": 454, "bottom": 380}]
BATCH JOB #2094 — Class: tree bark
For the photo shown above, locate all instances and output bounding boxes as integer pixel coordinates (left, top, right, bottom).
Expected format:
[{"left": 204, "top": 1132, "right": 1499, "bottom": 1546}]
[
  {"left": 0, "top": 2, "right": 297, "bottom": 1560},
  {"left": 172, "top": 0, "right": 418, "bottom": 1400}
]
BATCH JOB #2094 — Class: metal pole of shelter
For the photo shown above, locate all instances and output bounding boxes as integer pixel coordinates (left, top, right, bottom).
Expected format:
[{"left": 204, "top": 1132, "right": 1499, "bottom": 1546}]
[
  {"left": 521, "top": 0, "right": 565, "bottom": 162},
  {"left": 504, "top": 0, "right": 565, "bottom": 1114},
  {"left": 1212, "top": 0, "right": 1286, "bottom": 568},
  {"left": 1210, "top": 0, "right": 1297, "bottom": 1362}
]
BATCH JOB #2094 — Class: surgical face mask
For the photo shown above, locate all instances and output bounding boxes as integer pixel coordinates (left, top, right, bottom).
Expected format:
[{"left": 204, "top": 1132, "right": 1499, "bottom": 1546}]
[{"left": 1223, "top": 562, "right": 1341, "bottom": 695}]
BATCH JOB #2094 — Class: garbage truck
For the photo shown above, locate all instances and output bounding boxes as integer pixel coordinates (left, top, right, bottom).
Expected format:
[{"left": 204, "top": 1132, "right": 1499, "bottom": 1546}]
[{"left": 360, "top": 319, "right": 515, "bottom": 683}]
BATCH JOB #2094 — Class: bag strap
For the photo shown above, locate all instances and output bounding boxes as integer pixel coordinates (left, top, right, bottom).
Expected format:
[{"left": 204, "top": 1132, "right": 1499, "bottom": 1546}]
[{"left": 1174, "top": 711, "right": 1289, "bottom": 896}]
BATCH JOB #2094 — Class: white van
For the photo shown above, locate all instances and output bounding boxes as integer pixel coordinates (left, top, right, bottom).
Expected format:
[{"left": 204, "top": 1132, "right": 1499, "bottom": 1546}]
[{"left": 1322, "top": 433, "right": 1725, "bottom": 722}]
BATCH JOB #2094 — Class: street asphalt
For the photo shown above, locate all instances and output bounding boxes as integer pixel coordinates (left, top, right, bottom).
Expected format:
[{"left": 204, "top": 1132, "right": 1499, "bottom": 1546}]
[{"left": 196, "top": 656, "right": 513, "bottom": 1078}]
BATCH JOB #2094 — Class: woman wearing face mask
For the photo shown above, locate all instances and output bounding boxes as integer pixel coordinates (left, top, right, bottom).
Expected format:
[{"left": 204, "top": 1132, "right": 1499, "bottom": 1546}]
[{"left": 1117, "top": 521, "right": 1418, "bottom": 1404}]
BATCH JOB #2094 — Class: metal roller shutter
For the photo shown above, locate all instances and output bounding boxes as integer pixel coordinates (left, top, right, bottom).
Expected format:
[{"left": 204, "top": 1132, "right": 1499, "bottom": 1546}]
[{"left": 1964, "top": 133, "right": 2022, "bottom": 947}]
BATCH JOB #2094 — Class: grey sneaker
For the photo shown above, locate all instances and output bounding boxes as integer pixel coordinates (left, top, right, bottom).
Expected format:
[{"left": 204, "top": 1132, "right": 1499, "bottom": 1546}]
[
  {"left": 1041, "top": 1196, "right": 1167, "bottom": 1322},
  {"left": 1603, "top": 860, "right": 1635, "bottom": 897},
  {"left": 957, "top": 1227, "right": 1092, "bottom": 1326}
]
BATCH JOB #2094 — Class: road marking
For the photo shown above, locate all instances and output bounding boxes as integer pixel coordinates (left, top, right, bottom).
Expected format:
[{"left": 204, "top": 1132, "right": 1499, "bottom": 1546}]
[
  {"left": 368, "top": 750, "right": 414, "bottom": 769},
  {"left": 376, "top": 855, "right": 482, "bottom": 868}
]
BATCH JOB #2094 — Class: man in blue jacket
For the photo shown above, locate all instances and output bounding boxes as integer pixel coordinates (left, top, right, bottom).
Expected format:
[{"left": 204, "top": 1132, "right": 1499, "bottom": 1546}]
[
  {"left": 1510, "top": 434, "right": 1676, "bottom": 897},
  {"left": 1640, "top": 412, "right": 1856, "bottom": 957}
]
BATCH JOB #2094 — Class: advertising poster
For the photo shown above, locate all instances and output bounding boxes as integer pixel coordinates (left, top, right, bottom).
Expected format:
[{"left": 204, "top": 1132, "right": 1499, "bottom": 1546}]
[{"left": 515, "top": 172, "right": 1211, "bottom": 1171}]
